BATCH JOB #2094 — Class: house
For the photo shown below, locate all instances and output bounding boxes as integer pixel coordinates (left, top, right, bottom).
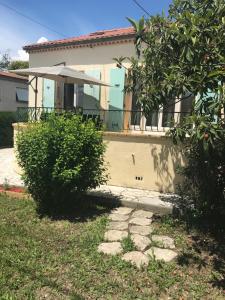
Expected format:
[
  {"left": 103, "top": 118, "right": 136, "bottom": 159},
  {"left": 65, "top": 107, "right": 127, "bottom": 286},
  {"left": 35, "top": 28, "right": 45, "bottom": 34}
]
[
  {"left": 17, "top": 27, "right": 187, "bottom": 192},
  {"left": 23, "top": 27, "right": 192, "bottom": 132},
  {"left": 0, "top": 71, "right": 28, "bottom": 112}
]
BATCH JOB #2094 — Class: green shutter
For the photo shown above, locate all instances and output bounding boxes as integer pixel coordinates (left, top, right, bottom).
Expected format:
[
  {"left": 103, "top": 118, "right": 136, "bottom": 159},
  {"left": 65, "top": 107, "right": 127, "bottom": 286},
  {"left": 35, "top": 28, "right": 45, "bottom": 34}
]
[
  {"left": 83, "top": 70, "right": 101, "bottom": 111},
  {"left": 196, "top": 88, "right": 218, "bottom": 121},
  {"left": 108, "top": 68, "right": 125, "bottom": 131},
  {"left": 43, "top": 79, "right": 55, "bottom": 108}
]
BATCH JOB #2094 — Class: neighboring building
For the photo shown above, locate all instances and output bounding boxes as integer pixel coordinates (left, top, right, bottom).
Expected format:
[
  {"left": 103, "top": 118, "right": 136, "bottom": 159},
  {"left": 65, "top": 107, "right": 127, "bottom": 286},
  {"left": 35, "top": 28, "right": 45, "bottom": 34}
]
[{"left": 0, "top": 71, "right": 28, "bottom": 112}]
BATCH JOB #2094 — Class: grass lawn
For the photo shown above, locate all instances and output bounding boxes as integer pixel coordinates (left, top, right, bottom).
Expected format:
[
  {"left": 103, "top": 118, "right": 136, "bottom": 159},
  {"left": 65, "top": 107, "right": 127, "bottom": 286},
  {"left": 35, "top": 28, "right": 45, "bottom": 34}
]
[{"left": 0, "top": 194, "right": 224, "bottom": 299}]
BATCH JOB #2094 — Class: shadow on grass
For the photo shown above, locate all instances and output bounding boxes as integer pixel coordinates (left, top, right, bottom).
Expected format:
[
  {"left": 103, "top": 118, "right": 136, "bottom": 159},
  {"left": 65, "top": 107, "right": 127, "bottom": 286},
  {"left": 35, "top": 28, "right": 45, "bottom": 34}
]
[
  {"left": 37, "top": 194, "right": 118, "bottom": 223},
  {"left": 191, "top": 234, "right": 225, "bottom": 290},
  {"left": 177, "top": 251, "right": 207, "bottom": 269},
  {"left": 176, "top": 225, "right": 225, "bottom": 290}
]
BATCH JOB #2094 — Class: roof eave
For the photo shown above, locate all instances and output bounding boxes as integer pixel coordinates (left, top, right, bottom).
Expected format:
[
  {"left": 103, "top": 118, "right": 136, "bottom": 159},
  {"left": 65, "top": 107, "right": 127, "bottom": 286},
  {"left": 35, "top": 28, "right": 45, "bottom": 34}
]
[
  {"left": 23, "top": 34, "right": 135, "bottom": 53},
  {"left": 0, "top": 75, "right": 28, "bottom": 82}
]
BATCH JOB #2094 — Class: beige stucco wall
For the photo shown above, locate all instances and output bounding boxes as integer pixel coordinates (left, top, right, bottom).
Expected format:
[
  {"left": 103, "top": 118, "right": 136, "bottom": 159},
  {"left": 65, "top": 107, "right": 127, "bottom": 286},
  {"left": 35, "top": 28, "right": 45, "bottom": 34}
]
[
  {"left": 13, "top": 123, "right": 184, "bottom": 193},
  {"left": 103, "top": 132, "right": 184, "bottom": 193},
  {"left": 28, "top": 42, "right": 135, "bottom": 109},
  {"left": 0, "top": 78, "right": 28, "bottom": 111}
]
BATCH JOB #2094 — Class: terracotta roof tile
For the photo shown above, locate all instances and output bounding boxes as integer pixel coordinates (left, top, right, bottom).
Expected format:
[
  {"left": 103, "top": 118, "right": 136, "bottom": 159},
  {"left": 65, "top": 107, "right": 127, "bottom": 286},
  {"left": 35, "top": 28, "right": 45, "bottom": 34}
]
[
  {"left": 0, "top": 71, "right": 28, "bottom": 81},
  {"left": 24, "top": 27, "right": 135, "bottom": 51}
]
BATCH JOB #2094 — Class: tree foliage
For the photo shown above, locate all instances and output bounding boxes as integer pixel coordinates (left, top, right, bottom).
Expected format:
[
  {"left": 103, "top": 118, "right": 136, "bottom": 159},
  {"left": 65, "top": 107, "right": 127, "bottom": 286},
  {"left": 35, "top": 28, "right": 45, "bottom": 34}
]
[
  {"left": 0, "top": 50, "right": 29, "bottom": 70},
  {"left": 121, "top": 0, "right": 225, "bottom": 225},
  {"left": 116, "top": 0, "right": 225, "bottom": 113},
  {"left": 9, "top": 60, "right": 29, "bottom": 70}
]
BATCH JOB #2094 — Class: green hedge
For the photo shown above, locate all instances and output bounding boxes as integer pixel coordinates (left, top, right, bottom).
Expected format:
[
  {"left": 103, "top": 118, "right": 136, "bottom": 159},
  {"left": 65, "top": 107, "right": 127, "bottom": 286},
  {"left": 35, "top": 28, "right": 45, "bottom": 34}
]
[
  {"left": 16, "top": 114, "right": 108, "bottom": 213},
  {"left": 0, "top": 112, "right": 17, "bottom": 147}
]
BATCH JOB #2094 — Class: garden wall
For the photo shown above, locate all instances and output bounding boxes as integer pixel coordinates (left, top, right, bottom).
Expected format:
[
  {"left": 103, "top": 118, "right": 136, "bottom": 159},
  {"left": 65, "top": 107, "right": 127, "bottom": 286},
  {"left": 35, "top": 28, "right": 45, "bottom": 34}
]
[
  {"left": 13, "top": 123, "right": 184, "bottom": 193},
  {"left": 103, "top": 132, "right": 184, "bottom": 193}
]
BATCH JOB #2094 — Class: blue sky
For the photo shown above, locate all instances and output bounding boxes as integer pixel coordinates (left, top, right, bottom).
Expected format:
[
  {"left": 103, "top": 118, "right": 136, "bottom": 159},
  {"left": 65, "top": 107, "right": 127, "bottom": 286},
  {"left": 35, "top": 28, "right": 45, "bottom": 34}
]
[{"left": 0, "top": 0, "right": 172, "bottom": 60}]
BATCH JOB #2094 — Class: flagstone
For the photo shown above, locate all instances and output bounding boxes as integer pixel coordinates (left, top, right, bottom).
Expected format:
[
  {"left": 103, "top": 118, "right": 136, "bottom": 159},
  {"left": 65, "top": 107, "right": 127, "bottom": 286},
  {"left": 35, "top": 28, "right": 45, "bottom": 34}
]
[
  {"left": 98, "top": 242, "right": 122, "bottom": 255},
  {"left": 104, "top": 230, "right": 128, "bottom": 241},
  {"left": 145, "top": 247, "right": 178, "bottom": 262},
  {"left": 151, "top": 235, "right": 175, "bottom": 249},
  {"left": 131, "top": 210, "right": 154, "bottom": 219},
  {"left": 131, "top": 234, "right": 151, "bottom": 251},
  {"left": 129, "top": 217, "right": 152, "bottom": 226},
  {"left": 108, "top": 221, "right": 129, "bottom": 231},
  {"left": 109, "top": 213, "right": 129, "bottom": 222},
  {"left": 122, "top": 251, "right": 149, "bottom": 268},
  {"left": 129, "top": 225, "right": 153, "bottom": 236}
]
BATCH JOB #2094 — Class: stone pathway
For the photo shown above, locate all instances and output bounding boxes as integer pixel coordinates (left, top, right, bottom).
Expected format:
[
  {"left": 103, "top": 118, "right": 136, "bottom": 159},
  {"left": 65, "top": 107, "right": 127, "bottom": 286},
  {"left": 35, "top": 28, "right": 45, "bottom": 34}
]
[{"left": 98, "top": 207, "right": 178, "bottom": 268}]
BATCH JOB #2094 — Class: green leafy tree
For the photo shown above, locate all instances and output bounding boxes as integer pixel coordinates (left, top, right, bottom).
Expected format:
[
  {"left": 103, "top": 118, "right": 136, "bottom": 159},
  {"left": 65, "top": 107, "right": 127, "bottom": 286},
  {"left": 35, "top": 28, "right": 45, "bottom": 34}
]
[
  {"left": 119, "top": 0, "right": 225, "bottom": 224},
  {"left": 116, "top": 0, "right": 225, "bottom": 113},
  {"left": 0, "top": 50, "right": 29, "bottom": 70},
  {"left": 9, "top": 60, "right": 29, "bottom": 70}
]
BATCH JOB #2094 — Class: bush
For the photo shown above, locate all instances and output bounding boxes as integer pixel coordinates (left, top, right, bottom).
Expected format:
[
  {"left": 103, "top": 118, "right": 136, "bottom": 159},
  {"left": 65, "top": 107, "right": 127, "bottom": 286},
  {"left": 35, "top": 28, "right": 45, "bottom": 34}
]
[
  {"left": 170, "top": 112, "right": 225, "bottom": 229},
  {"left": 0, "top": 112, "right": 17, "bottom": 147},
  {"left": 16, "top": 114, "right": 107, "bottom": 213}
]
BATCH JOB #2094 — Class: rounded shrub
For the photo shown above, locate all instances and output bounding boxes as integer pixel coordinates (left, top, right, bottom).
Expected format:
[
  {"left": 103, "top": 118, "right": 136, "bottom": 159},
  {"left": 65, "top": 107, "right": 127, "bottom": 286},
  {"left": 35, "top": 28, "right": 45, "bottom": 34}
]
[{"left": 16, "top": 114, "right": 107, "bottom": 212}]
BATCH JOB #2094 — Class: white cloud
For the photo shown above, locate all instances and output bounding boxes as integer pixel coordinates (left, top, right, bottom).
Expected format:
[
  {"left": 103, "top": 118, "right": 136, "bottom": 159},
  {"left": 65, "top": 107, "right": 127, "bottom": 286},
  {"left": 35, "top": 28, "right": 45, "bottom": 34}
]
[
  {"left": 37, "top": 36, "right": 48, "bottom": 44},
  {"left": 12, "top": 49, "right": 29, "bottom": 61},
  {"left": 11, "top": 37, "right": 48, "bottom": 61}
]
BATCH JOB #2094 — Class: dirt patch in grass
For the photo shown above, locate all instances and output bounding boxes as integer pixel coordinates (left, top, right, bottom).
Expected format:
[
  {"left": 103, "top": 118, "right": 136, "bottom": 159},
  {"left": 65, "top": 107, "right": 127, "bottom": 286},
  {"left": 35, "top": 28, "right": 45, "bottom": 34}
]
[{"left": 0, "top": 194, "right": 224, "bottom": 299}]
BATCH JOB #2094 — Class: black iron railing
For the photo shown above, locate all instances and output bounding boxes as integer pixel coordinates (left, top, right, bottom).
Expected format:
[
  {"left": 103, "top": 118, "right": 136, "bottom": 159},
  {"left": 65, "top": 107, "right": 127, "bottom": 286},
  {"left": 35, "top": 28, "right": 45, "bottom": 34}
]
[{"left": 16, "top": 107, "right": 191, "bottom": 132}]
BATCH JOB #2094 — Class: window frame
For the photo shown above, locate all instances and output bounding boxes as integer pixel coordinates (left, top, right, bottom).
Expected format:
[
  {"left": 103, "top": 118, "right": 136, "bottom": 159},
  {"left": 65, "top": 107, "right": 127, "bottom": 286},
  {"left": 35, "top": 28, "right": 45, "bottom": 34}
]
[{"left": 16, "top": 87, "right": 28, "bottom": 103}]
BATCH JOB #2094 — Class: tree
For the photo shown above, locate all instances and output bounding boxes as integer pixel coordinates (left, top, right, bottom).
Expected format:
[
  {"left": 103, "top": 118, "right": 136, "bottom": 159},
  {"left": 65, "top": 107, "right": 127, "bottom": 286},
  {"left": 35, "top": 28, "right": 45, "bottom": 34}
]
[
  {"left": 0, "top": 51, "right": 11, "bottom": 70},
  {"left": 0, "top": 50, "right": 29, "bottom": 70},
  {"left": 116, "top": 0, "right": 225, "bottom": 114},
  {"left": 9, "top": 60, "right": 29, "bottom": 70},
  {"left": 118, "top": 0, "right": 225, "bottom": 225}
]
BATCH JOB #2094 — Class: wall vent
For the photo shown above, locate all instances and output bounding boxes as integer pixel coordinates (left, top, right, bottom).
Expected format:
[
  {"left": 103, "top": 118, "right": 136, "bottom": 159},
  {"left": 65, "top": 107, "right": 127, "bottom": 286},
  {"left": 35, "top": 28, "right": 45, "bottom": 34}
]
[{"left": 135, "top": 176, "right": 143, "bottom": 181}]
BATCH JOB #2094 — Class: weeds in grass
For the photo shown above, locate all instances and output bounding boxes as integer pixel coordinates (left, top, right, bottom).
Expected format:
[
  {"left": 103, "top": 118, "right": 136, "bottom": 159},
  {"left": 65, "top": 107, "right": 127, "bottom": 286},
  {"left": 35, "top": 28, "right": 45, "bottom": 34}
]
[{"left": 121, "top": 235, "right": 136, "bottom": 252}]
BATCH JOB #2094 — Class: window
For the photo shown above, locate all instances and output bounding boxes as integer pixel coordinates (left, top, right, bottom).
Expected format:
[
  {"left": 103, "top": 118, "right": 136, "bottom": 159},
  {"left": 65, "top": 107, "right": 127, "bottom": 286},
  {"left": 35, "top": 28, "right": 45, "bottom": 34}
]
[
  {"left": 180, "top": 93, "right": 194, "bottom": 116},
  {"left": 130, "top": 93, "right": 194, "bottom": 131},
  {"left": 64, "top": 84, "right": 74, "bottom": 109},
  {"left": 64, "top": 84, "right": 84, "bottom": 109},
  {"left": 16, "top": 88, "right": 28, "bottom": 102}
]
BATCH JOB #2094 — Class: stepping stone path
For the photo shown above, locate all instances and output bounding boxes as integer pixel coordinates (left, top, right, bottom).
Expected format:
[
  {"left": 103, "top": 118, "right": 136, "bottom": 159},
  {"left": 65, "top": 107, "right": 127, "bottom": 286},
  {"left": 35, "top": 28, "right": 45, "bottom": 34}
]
[{"left": 97, "top": 208, "right": 178, "bottom": 268}]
